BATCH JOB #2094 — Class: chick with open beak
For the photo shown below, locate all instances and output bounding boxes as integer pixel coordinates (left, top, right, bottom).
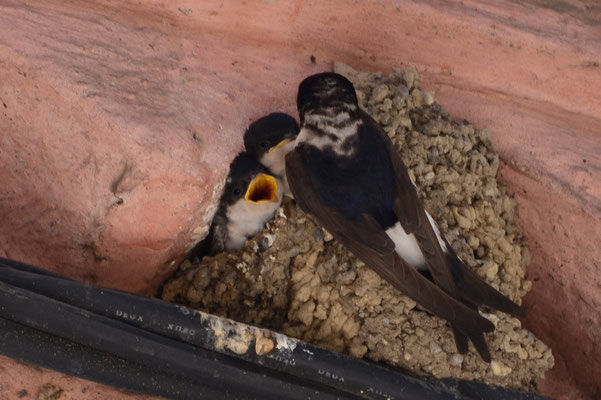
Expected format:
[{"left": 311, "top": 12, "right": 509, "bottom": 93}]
[
  {"left": 244, "top": 113, "right": 299, "bottom": 197},
  {"left": 189, "top": 152, "right": 283, "bottom": 258}
]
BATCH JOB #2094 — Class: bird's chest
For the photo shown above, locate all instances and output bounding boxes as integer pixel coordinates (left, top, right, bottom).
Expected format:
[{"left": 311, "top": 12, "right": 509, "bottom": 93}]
[{"left": 224, "top": 200, "right": 278, "bottom": 250}]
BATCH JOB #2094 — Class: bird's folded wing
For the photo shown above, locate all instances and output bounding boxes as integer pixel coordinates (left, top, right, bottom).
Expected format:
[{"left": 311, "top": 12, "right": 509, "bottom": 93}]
[
  {"left": 443, "top": 237, "right": 525, "bottom": 317},
  {"left": 286, "top": 150, "right": 494, "bottom": 335},
  {"left": 360, "top": 110, "right": 421, "bottom": 234},
  {"left": 361, "top": 111, "right": 459, "bottom": 296}
]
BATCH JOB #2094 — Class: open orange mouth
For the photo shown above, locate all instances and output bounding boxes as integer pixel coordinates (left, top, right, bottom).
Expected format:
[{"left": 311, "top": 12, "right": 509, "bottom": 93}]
[
  {"left": 245, "top": 173, "right": 278, "bottom": 203},
  {"left": 268, "top": 137, "right": 294, "bottom": 153}
]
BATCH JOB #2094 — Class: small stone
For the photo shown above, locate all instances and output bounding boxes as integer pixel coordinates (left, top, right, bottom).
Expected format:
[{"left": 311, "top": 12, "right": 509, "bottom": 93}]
[
  {"left": 517, "top": 346, "right": 529, "bottom": 360},
  {"left": 411, "top": 89, "right": 423, "bottom": 107},
  {"left": 479, "top": 128, "right": 493, "bottom": 140},
  {"left": 295, "top": 285, "right": 312, "bottom": 303},
  {"left": 424, "top": 121, "right": 440, "bottom": 136},
  {"left": 295, "top": 301, "right": 316, "bottom": 326},
  {"left": 423, "top": 89, "right": 435, "bottom": 105},
  {"left": 467, "top": 235, "right": 480, "bottom": 249},
  {"left": 392, "top": 95, "right": 405, "bottom": 110},
  {"left": 179, "top": 259, "right": 193, "bottom": 271},
  {"left": 349, "top": 338, "right": 368, "bottom": 358},
  {"left": 455, "top": 213, "right": 472, "bottom": 230},
  {"left": 429, "top": 342, "right": 442, "bottom": 354},
  {"left": 485, "top": 263, "right": 499, "bottom": 280},
  {"left": 314, "top": 303, "right": 328, "bottom": 320},
  {"left": 490, "top": 360, "right": 512, "bottom": 377},
  {"left": 313, "top": 228, "right": 324, "bottom": 242},
  {"left": 399, "top": 116, "right": 412, "bottom": 129},
  {"left": 498, "top": 237, "right": 513, "bottom": 254},
  {"left": 449, "top": 354, "right": 464, "bottom": 367},
  {"left": 397, "top": 85, "right": 410, "bottom": 100},
  {"left": 381, "top": 97, "right": 393, "bottom": 112},
  {"left": 371, "top": 84, "right": 389, "bottom": 103},
  {"left": 402, "top": 68, "right": 418, "bottom": 88},
  {"left": 255, "top": 336, "right": 275, "bottom": 355}
]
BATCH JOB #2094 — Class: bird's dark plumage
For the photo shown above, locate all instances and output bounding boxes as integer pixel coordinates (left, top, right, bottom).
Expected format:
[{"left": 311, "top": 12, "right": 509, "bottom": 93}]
[{"left": 287, "top": 72, "right": 523, "bottom": 361}]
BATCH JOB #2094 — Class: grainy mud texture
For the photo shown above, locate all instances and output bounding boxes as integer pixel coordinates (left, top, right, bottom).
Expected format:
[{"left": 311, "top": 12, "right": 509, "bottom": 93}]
[{"left": 161, "top": 63, "right": 554, "bottom": 390}]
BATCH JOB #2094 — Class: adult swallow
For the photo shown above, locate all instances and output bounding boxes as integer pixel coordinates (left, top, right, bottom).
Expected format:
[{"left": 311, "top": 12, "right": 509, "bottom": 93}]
[
  {"left": 244, "top": 112, "right": 299, "bottom": 196},
  {"left": 190, "top": 152, "right": 283, "bottom": 258},
  {"left": 285, "top": 72, "right": 524, "bottom": 361}
]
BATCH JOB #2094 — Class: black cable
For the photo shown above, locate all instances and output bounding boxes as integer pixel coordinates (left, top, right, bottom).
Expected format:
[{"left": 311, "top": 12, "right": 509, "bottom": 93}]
[
  {"left": 0, "top": 280, "right": 346, "bottom": 400},
  {"left": 0, "top": 317, "right": 230, "bottom": 400},
  {"left": 0, "top": 258, "right": 458, "bottom": 400},
  {"left": 0, "top": 258, "right": 551, "bottom": 400}
]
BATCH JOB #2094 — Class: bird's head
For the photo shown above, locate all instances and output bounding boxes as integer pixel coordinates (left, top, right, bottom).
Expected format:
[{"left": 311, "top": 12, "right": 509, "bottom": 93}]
[
  {"left": 222, "top": 153, "right": 280, "bottom": 206},
  {"left": 244, "top": 113, "right": 299, "bottom": 162},
  {"left": 297, "top": 72, "right": 358, "bottom": 122}
]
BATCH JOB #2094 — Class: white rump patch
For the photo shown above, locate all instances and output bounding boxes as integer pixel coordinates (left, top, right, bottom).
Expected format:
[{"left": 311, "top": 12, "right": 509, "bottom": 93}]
[
  {"left": 385, "top": 223, "right": 427, "bottom": 269},
  {"left": 385, "top": 213, "right": 448, "bottom": 270}
]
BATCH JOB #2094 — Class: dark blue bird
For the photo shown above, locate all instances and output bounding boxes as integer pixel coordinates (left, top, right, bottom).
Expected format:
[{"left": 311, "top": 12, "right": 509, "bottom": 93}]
[{"left": 286, "top": 72, "right": 524, "bottom": 362}]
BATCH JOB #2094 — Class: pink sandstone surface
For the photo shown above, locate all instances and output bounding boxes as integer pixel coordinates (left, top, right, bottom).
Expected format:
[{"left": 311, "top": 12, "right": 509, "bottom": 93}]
[{"left": 0, "top": 0, "right": 600, "bottom": 399}]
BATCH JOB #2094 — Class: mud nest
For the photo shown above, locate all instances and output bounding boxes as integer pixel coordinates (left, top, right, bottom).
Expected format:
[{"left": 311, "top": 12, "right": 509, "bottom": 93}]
[{"left": 162, "top": 63, "right": 554, "bottom": 390}]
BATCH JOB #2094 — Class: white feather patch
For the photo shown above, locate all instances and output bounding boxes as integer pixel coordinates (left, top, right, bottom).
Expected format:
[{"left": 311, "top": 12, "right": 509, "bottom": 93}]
[
  {"left": 425, "top": 211, "right": 448, "bottom": 252},
  {"left": 385, "top": 212, "right": 448, "bottom": 270},
  {"left": 296, "top": 112, "right": 361, "bottom": 156},
  {"left": 385, "top": 223, "right": 427, "bottom": 269}
]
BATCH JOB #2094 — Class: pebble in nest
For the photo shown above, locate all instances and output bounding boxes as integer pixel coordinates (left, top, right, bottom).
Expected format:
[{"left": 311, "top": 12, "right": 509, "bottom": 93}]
[{"left": 163, "top": 63, "right": 553, "bottom": 391}]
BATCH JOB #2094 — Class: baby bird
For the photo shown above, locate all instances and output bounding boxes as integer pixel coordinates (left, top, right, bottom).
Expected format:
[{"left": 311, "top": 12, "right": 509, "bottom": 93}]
[
  {"left": 189, "top": 152, "right": 283, "bottom": 258},
  {"left": 244, "top": 112, "right": 299, "bottom": 196}
]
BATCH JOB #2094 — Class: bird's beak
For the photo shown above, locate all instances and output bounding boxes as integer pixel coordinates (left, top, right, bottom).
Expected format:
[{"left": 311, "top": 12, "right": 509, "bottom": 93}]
[
  {"left": 245, "top": 173, "right": 278, "bottom": 203},
  {"left": 268, "top": 137, "right": 294, "bottom": 153}
]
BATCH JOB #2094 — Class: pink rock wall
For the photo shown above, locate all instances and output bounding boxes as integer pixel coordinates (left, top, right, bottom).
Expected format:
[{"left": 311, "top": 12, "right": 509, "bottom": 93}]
[{"left": 1, "top": 0, "right": 600, "bottom": 399}]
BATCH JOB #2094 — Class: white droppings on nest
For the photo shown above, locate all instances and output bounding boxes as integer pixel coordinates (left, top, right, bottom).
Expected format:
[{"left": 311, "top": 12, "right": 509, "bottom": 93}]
[
  {"left": 262, "top": 233, "right": 275, "bottom": 249},
  {"left": 277, "top": 207, "right": 287, "bottom": 220},
  {"left": 274, "top": 332, "right": 298, "bottom": 352}
]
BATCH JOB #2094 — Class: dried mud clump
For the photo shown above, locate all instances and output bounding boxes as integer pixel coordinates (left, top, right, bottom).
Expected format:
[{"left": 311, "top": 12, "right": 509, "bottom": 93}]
[{"left": 161, "top": 63, "right": 553, "bottom": 390}]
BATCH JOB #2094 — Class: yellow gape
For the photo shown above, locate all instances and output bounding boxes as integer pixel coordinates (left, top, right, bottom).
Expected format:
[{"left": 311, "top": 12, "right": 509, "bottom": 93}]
[{"left": 245, "top": 173, "right": 278, "bottom": 203}]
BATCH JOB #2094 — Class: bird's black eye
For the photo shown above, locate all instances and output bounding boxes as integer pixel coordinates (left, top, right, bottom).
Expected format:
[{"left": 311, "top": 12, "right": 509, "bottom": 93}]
[
  {"left": 260, "top": 142, "right": 269, "bottom": 148},
  {"left": 233, "top": 188, "right": 242, "bottom": 196}
]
